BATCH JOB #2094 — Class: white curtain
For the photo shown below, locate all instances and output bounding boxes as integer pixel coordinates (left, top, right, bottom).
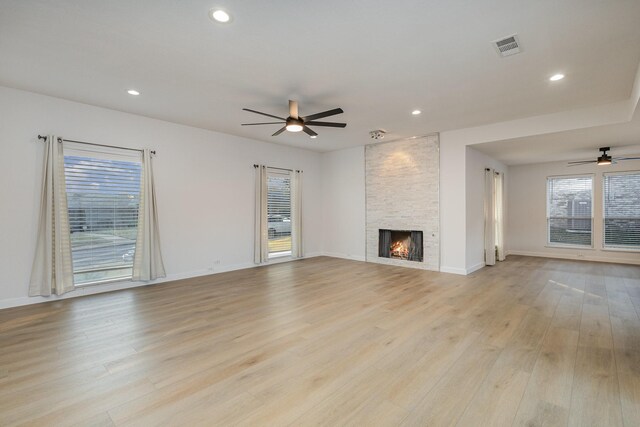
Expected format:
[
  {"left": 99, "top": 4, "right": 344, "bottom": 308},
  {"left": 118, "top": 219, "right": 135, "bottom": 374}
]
[
  {"left": 485, "top": 168, "right": 507, "bottom": 266},
  {"left": 29, "top": 135, "right": 75, "bottom": 296},
  {"left": 132, "top": 149, "right": 166, "bottom": 281},
  {"left": 291, "top": 170, "right": 303, "bottom": 258},
  {"left": 254, "top": 165, "right": 268, "bottom": 264},
  {"left": 495, "top": 172, "right": 506, "bottom": 261},
  {"left": 484, "top": 168, "right": 496, "bottom": 266}
]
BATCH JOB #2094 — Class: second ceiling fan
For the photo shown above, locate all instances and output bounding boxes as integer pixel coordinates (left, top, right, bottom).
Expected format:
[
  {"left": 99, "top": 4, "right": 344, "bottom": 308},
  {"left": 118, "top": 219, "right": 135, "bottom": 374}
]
[
  {"left": 568, "top": 147, "right": 640, "bottom": 166},
  {"left": 242, "top": 100, "right": 346, "bottom": 138}
]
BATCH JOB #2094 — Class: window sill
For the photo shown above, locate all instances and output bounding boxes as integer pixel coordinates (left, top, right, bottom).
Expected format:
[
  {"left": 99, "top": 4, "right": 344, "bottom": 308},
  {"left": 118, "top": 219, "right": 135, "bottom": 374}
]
[
  {"left": 601, "top": 247, "right": 640, "bottom": 254},
  {"left": 545, "top": 244, "right": 594, "bottom": 250},
  {"left": 267, "top": 253, "right": 293, "bottom": 265},
  {"left": 75, "top": 275, "right": 133, "bottom": 288},
  {"left": 268, "top": 251, "right": 292, "bottom": 259}
]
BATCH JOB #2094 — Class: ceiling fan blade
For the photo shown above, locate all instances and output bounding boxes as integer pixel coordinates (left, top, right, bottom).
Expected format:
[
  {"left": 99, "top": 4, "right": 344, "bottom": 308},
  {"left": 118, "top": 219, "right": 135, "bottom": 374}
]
[
  {"left": 243, "top": 108, "right": 286, "bottom": 121},
  {"left": 301, "top": 107, "right": 344, "bottom": 122},
  {"left": 567, "top": 160, "right": 596, "bottom": 164},
  {"left": 612, "top": 157, "right": 640, "bottom": 161},
  {"left": 272, "top": 126, "right": 287, "bottom": 136},
  {"left": 302, "top": 126, "right": 318, "bottom": 137},
  {"left": 305, "top": 121, "right": 347, "bottom": 128},
  {"left": 568, "top": 161, "right": 597, "bottom": 166},
  {"left": 241, "top": 122, "right": 284, "bottom": 126},
  {"left": 289, "top": 100, "right": 298, "bottom": 119}
]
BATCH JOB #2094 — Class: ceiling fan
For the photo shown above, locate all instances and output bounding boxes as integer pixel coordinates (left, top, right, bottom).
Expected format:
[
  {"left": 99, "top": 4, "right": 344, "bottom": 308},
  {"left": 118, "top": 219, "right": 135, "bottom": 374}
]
[
  {"left": 568, "top": 147, "right": 640, "bottom": 166},
  {"left": 242, "top": 100, "right": 346, "bottom": 138}
]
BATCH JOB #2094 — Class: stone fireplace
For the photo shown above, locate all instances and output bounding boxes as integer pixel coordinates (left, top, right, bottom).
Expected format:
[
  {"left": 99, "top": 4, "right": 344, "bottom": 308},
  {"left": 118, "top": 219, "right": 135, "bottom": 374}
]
[{"left": 365, "top": 135, "right": 439, "bottom": 270}]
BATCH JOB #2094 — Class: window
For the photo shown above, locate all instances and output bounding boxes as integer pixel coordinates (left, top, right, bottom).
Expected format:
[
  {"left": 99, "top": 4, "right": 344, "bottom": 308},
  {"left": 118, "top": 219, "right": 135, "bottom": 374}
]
[
  {"left": 266, "top": 169, "right": 292, "bottom": 257},
  {"left": 64, "top": 146, "right": 142, "bottom": 284},
  {"left": 603, "top": 171, "right": 640, "bottom": 249},
  {"left": 547, "top": 175, "right": 593, "bottom": 247}
]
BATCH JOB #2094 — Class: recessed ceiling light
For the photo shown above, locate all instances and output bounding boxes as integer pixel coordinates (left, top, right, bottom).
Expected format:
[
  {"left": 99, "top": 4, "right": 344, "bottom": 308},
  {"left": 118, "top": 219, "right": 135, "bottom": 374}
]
[
  {"left": 209, "top": 8, "right": 231, "bottom": 23},
  {"left": 412, "top": 110, "right": 421, "bottom": 115},
  {"left": 310, "top": 135, "right": 317, "bottom": 139},
  {"left": 549, "top": 73, "right": 565, "bottom": 81},
  {"left": 127, "top": 89, "right": 140, "bottom": 96}
]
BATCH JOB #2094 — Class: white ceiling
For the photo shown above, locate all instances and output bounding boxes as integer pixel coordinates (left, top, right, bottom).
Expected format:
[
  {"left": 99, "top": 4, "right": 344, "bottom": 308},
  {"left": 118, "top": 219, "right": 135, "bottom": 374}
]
[
  {"left": 1, "top": 0, "right": 640, "bottom": 152},
  {"left": 472, "top": 109, "right": 640, "bottom": 165}
]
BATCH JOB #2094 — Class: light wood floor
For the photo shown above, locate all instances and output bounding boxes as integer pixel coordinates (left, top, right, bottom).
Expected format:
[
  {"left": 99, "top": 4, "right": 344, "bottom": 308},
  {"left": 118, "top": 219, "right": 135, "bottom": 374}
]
[{"left": 1, "top": 256, "right": 639, "bottom": 426}]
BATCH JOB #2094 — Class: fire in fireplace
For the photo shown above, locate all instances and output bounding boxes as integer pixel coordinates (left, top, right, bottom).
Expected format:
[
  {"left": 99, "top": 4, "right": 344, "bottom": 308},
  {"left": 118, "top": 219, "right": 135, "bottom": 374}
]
[
  {"left": 391, "top": 239, "right": 409, "bottom": 259},
  {"left": 378, "top": 229, "right": 423, "bottom": 262}
]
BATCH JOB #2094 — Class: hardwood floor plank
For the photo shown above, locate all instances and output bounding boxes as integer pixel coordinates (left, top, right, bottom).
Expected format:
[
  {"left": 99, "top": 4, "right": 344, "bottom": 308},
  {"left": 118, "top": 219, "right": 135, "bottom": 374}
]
[
  {"left": 378, "top": 326, "right": 481, "bottom": 410},
  {"left": 398, "top": 343, "right": 501, "bottom": 426},
  {"left": 614, "top": 348, "right": 640, "bottom": 427},
  {"left": 512, "top": 327, "right": 579, "bottom": 427},
  {"left": 578, "top": 301, "right": 614, "bottom": 349},
  {"left": 489, "top": 307, "right": 554, "bottom": 375},
  {"left": 568, "top": 346, "right": 623, "bottom": 427},
  {"left": 456, "top": 365, "right": 530, "bottom": 427},
  {"left": 483, "top": 303, "right": 530, "bottom": 348},
  {"left": 289, "top": 368, "right": 406, "bottom": 426}
]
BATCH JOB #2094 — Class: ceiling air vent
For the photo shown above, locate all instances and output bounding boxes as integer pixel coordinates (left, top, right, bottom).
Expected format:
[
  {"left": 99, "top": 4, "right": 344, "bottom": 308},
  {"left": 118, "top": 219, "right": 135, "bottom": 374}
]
[{"left": 493, "top": 34, "right": 521, "bottom": 57}]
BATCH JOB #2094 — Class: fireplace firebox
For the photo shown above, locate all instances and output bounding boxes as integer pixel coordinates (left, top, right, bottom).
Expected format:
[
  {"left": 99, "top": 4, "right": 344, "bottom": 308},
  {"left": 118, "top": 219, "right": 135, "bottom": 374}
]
[{"left": 378, "top": 229, "right": 423, "bottom": 262}]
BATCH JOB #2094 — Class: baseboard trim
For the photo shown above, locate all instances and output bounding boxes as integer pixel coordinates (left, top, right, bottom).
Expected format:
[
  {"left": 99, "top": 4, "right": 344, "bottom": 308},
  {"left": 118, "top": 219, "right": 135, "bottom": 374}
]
[
  {"left": 304, "top": 251, "right": 324, "bottom": 258},
  {"left": 465, "top": 262, "right": 486, "bottom": 275},
  {"left": 0, "top": 268, "right": 214, "bottom": 310},
  {"left": 0, "top": 254, "right": 324, "bottom": 310},
  {"left": 321, "top": 252, "right": 366, "bottom": 262},
  {"left": 439, "top": 266, "right": 467, "bottom": 275},
  {"left": 507, "top": 250, "right": 640, "bottom": 265}
]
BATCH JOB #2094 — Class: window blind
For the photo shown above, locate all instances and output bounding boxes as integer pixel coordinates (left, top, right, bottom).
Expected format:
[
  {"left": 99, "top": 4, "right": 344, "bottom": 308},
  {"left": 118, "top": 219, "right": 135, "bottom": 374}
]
[
  {"left": 266, "top": 170, "right": 292, "bottom": 256},
  {"left": 64, "top": 153, "right": 142, "bottom": 284},
  {"left": 547, "top": 175, "right": 593, "bottom": 247},
  {"left": 603, "top": 171, "right": 640, "bottom": 249}
]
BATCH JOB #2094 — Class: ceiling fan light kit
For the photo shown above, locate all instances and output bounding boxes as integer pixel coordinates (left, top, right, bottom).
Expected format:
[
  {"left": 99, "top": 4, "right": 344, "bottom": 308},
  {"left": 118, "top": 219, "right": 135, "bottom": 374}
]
[
  {"left": 285, "top": 118, "right": 304, "bottom": 132},
  {"left": 242, "top": 100, "right": 346, "bottom": 139}
]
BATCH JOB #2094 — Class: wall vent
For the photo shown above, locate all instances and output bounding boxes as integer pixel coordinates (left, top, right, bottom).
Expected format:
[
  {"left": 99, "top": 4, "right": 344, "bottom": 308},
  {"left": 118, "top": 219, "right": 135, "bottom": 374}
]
[{"left": 493, "top": 34, "right": 521, "bottom": 57}]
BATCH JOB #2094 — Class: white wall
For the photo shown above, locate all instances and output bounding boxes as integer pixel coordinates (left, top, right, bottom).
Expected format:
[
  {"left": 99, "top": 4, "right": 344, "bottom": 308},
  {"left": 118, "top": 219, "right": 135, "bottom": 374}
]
[
  {"left": 465, "top": 146, "right": 507, "bottom": 273},
  {"left": 439, "top": 134, "right": 468, "bottom": 274},
  {"left": 508, "top": 159, "right": 640, "bottom": 265},
  {"left": 0, "top": 86, "right": 324, "bottom": 308},
  {"left": 320, "top": 146, "right": 366, "bottom": 261}
]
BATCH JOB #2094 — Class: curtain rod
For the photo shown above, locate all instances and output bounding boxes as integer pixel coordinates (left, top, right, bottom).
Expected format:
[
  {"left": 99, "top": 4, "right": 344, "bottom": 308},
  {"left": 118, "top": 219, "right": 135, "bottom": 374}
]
[
  {"left": 37, "top": 135, "right": 155, "bottom": 155},
  {"left": 253, "top": 164, "right": 303, "bottom": 173}
]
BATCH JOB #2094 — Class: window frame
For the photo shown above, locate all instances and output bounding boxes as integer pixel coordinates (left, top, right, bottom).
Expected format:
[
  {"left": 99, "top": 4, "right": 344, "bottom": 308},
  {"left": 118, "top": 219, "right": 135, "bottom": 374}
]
[
  {"left": 63, "top": 142, "right": 143, "bottom": 286},
  {"left": 546, "top": 173, "right": 595, "bottom": 249},
  {"left": 266, "top": 168, "right": 292, "bottom": 259},
  {"left": 602, "top": 170, "right": 640, "bottom": 252}
]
